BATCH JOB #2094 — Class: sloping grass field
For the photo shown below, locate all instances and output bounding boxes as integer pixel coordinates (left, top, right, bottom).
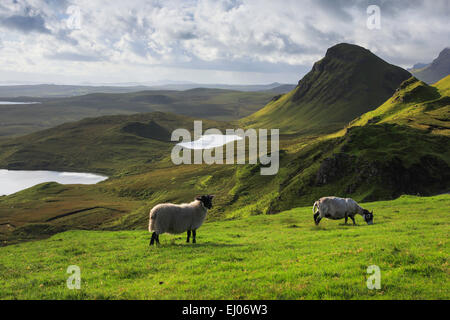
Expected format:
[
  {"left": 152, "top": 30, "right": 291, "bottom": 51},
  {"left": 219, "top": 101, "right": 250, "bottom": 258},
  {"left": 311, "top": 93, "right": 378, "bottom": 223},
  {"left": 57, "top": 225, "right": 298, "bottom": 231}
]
[{"left": 0, "top": 194, "right": 448, "bottom": 299}]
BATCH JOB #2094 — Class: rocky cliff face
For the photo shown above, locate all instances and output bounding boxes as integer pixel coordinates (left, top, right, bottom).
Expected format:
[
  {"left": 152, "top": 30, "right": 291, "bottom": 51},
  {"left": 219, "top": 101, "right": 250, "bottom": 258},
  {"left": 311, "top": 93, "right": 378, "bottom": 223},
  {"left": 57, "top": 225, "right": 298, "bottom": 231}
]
[{"left": 315, "top": 151, "right": 449, "bottom": 200}]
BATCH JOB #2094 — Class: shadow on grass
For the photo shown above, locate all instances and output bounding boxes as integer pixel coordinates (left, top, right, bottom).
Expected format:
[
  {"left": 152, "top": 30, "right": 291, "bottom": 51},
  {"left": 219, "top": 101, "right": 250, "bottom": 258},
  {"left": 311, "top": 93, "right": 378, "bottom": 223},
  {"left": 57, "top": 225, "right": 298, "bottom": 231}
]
[
  {"left": 337, "top": 223, "right": 362, "bottom": 227},
  {"left": 149, "top": 242, "right": 243, "bottom": 248},
  {"left": 310, "top": 223, "right": 366, "bottom": 231}
]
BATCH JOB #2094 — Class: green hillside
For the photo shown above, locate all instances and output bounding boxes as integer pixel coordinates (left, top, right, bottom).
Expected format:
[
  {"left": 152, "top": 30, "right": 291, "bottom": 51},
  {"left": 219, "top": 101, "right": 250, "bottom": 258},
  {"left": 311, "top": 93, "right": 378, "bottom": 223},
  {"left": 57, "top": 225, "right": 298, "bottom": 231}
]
[
  {"left": 263, "top": 76, "right": 450, "bottom": 213},
  {"left": 0, "top": 112, "right": 229, "bottom": 175},
  {"left": 435, "top": 75, "right": 450, "bottom": 96},
  {"left": 348, "top": 76, "right": 450, "bottom": 135},
  {"left": 1, "top": 195, "right": 448, "bottom": 299},
  {"left": 242, "top": 43, "right": 411, "bottom": 134}
]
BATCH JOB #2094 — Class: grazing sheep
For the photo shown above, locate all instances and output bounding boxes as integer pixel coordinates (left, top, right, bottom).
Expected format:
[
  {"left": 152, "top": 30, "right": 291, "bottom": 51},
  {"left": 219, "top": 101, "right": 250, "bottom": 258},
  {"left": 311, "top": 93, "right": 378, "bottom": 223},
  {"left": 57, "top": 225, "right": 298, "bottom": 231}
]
[
  {"left": 313, "top": 196, "right": 374, "bottom": 225},
  {"left": 148, "top": 195, "right": 214, "bottom": 245}
]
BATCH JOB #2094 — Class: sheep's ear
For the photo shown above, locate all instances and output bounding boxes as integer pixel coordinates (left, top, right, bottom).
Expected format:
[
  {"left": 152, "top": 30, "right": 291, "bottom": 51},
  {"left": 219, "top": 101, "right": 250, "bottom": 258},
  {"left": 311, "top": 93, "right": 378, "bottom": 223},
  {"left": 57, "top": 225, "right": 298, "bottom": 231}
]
[
  {"left": 195, "top": 196, "right": 203, "bottom": 201},
  {"left": 209, "top": 195, "right": 215, "bottom": 199}
]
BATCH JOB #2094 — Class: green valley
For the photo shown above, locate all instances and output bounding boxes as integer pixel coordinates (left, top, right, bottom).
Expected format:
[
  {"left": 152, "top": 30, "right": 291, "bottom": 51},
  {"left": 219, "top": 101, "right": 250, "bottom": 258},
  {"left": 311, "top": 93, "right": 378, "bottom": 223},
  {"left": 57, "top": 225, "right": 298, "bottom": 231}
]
[{"left": 0, "top": 45, "right": 448, "bottom": 247}]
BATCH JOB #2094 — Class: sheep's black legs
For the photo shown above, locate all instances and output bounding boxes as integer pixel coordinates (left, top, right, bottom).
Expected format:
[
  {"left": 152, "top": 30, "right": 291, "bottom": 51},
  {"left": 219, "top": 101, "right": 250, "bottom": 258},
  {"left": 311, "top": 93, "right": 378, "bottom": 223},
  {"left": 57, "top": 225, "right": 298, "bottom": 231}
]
[
  {"left": 192, "top": 230, "right": 197, "bottom": 243},
  {"left": 345, "top": 216, "right": 348, "bottom": 225},
  {"left": 350, "top": 216, "right": 356, "bottom": 225},
  {"left": 150, "top": 232, "right": 160, "bottom": 246},
  {"left": 150, "top": 232, "right": 156, "bottom": 246},
  {"left": 315, "top": 217, "right": 322, "bottom": 226},
  {"left": 313, "top": 212, "right": 319, "bottom": 224},
  {"left": 187, "top": 230, "right": 191, "bottom": 243}
]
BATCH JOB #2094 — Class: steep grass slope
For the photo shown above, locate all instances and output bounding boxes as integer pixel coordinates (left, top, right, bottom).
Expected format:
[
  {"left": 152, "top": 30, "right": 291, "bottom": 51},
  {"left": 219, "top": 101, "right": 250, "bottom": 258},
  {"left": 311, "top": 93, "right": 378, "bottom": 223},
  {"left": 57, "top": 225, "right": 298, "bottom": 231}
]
[
  {"left": 348, "top": 76, "right": 450, "bottom": 135},
  {"left": 242, "top": 43, "right": 411, "bottom": 134},
  {"left": 0, "top": 195, "right": 448, "bottom": 299},
  {"left": 264, "top": 76, "right": 450, "bottom": 213}
]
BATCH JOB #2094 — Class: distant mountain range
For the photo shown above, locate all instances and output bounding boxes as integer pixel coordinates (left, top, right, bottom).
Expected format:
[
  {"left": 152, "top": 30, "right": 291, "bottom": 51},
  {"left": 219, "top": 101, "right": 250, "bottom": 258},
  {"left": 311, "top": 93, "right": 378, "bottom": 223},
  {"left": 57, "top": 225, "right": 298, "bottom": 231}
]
[
  {"left": 138, "top": 82, "right": 296, "bottom": 93},
  {"left": 0, "top": 88, "right": 276, "bottom": 137},
  {"left": 409, "top": 47, "right": 450, "bottom": 84},
  {"left": 0, "top": 82, "right": 296, "bottom": 98},
  {"left": 408, "top": 62, "right": 429, "bottom": 70}
]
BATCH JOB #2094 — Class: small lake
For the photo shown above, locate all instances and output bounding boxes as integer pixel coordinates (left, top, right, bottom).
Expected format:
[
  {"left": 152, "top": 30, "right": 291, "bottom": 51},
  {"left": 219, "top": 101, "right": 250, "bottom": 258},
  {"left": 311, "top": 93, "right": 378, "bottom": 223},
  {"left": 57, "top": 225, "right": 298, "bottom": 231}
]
[
  {"left": 0, "top": 101, "right": 41, "bottom": 105},
  {"left": 177, "top": 134, "right": 242, "bottom": 149},
  {"left": 0, "top": 170, "right": 108, "bottom": 196}
]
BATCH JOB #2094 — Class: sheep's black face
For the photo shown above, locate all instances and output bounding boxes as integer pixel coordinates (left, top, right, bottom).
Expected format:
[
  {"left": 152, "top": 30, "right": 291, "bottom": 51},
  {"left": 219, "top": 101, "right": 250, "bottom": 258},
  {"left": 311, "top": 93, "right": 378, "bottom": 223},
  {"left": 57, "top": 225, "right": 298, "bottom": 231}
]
[
  {"left": 196, "top": 195, "right": 214, "bottom": 209},
  {"left": 363, "top": 209, "right": 374, "bottom": 225}
]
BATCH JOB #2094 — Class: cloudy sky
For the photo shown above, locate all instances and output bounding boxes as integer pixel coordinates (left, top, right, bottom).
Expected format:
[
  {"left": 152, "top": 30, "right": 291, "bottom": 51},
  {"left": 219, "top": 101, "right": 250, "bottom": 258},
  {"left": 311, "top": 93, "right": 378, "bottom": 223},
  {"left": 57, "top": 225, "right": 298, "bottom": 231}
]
[{"left": 0, "top": 0, "right": 449, "bottom": 85}]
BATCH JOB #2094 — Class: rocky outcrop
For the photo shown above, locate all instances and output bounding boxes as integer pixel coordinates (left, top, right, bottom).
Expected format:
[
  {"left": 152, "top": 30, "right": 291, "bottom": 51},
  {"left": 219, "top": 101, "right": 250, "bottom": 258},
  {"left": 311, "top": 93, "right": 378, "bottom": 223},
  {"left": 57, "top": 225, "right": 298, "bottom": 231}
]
[{"left": 315, "top": 151, "right": 449, "bottom": 200}]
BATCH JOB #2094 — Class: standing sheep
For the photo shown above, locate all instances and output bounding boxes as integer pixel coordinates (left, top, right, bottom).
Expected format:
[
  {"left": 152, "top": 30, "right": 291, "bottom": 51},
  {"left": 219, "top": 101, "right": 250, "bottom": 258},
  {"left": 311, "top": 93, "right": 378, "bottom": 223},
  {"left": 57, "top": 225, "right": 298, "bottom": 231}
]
[{"left": 148, "top": 195, "right": 214, "bottom": 245}]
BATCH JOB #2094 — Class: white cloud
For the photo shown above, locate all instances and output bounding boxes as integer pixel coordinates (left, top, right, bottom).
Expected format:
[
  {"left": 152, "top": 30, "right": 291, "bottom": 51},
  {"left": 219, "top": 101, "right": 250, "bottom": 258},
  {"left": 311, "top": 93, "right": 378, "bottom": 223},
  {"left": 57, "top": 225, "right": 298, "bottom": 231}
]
[{"left": 0, "top": 0, "right": 448, "bottom": 84}]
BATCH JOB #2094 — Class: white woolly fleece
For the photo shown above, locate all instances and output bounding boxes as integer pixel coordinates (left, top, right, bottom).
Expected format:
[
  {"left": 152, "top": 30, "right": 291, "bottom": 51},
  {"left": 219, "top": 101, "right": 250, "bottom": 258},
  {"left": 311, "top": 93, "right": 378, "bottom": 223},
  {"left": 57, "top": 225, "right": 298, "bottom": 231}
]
[{"left": 149, "top": 200, "right": 208, "bottom": 235}]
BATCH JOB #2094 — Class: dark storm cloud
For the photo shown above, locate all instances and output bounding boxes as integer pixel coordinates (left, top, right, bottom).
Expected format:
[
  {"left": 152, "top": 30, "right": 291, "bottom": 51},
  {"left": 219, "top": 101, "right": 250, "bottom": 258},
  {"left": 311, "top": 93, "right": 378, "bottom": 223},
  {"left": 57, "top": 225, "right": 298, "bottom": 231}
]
[
  {"left": 316, "top": 0, "right": 355, "bottom": 20},
  {"left": 0, "top": 14, "right": 51, "bottom": 34}
]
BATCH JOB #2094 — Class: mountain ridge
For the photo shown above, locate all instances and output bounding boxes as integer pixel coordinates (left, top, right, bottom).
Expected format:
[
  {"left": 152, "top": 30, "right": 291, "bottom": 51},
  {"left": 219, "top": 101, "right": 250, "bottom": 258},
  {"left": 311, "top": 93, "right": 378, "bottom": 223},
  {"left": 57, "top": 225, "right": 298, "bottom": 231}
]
[
  {"left": 242, "top": 43, "right": 411, "bottom": 134},
  {"left": 347, "top": 75, "right": 450, "bottom": 135},
  {"left": 411, "top": 48, "right": 450, "bottom": 84}
]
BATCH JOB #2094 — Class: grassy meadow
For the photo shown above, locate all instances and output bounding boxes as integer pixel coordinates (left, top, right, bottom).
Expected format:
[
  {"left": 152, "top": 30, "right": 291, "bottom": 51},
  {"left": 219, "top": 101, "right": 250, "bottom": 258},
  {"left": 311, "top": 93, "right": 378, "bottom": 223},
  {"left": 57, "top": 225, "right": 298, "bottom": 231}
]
[{"left": 1, "top": 194, "right": 448, "bottom": 300}]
